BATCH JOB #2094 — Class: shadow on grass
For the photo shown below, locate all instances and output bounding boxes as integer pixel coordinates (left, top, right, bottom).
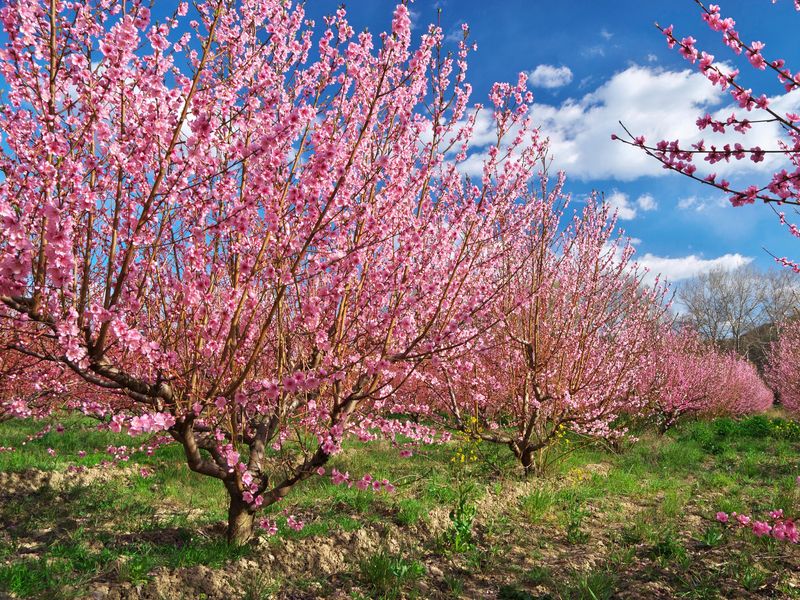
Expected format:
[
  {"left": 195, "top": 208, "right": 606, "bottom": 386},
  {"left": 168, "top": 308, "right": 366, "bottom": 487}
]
[{"left": 0, "top": 480, "right": 246, "bottom": 599}]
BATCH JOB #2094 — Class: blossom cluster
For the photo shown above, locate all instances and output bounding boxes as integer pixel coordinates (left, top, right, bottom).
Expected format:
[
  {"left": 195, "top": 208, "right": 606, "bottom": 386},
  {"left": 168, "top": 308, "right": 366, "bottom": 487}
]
[
  {"left": 716, "top": 509, "right": 799, "bottom": 544},
  {"left": 616, "top": 2, "right": 800, "bottom": 209}
]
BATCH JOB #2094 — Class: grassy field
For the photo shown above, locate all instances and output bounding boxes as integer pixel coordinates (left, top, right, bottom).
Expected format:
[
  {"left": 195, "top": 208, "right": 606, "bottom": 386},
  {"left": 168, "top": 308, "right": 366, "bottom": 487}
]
[{"left": 1, "top": 415, "right": 800, "bottom": 599}]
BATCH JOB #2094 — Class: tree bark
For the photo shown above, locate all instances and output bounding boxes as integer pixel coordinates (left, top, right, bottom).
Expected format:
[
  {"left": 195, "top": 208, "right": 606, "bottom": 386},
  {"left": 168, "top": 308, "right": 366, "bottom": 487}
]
[
  {"left": 226, "top": 494, "right": 256, "bottom": 546},
  {"left": 510, "top": 440, "right": 538, "bottom": 476},
  {"left": 520, "top": 446, "right": 536, "bottom": 476}
]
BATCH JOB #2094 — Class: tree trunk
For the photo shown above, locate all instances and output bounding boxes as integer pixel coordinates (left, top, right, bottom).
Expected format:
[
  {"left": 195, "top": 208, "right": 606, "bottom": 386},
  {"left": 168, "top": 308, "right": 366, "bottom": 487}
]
[
  {"left": 226, "top": 494, "right": 256, "bottom": 546},
  {"left": 520, "top": 446, "right": 535, "bottom": 476},
  {"left": 509, "top": 440, "right": 537, "bottom": 476}
]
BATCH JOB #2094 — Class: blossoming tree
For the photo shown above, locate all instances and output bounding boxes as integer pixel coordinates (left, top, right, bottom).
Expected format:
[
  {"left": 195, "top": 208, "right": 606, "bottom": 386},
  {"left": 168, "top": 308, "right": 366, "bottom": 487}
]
[
  {"left": 766, "top": 320, "right": 800, "bottom": 413},
  {"left": 0, "top": 0, "right": 548, "bottom": 543},
  {"left": 644, "top": 328, "right": 773, "bottom": 431},
  {"left": 413, "top": 191, "right": 670, "bottom": 474}
]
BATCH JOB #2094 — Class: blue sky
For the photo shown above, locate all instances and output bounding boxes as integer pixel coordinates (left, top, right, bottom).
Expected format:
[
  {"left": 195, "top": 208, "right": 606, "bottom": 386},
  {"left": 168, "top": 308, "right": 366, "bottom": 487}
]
[{"left": 299, "top": 1, "right": 800, "bottom": 283}]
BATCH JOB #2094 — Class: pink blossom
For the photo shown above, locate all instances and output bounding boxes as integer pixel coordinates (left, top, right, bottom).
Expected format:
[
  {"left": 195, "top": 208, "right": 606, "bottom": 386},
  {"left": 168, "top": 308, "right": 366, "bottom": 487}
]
[
  {"left": 287, "top": 515, "right": 304, "bottom": 531},
  {"left": 259, "top": 518, "right": 278, "bottom": 536}
]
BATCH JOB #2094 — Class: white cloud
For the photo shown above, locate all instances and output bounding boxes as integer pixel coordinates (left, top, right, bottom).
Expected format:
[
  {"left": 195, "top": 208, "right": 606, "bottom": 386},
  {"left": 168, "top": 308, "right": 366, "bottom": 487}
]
[
  {"left": 637, "top": 252, "right": 752, "bottom": 284},
  {"left": 605, "top": 190, "right": 637, "bottom": 220},
  {"left": 528, "top": 64, "right": 573, "bottom": 89},
  {"left": 408, "top": 9, "right": 421, "bottom": 30},
  {"left": 528, "top": 64, "right": 800, "bottom": 181},
  {"left": 445, "top": 22, "right": 467, "bottom": 43},
  {"left": 582, "top": 45, "right": 606, "bottom": 58},
  {"left": 646, "top": 53, "right": 658, "bottom": 63},
  {"left": 676, "top": 195, "right": 728, "bottom": 211},
  {"left": 600, "top": 28, "right": 613, "bottom": 41},
  {"left": 636, "top": 193, "right": 657, "bottom": 211},
  {"left": 445, "top": 65, "right": 800, "bottom": 185}
]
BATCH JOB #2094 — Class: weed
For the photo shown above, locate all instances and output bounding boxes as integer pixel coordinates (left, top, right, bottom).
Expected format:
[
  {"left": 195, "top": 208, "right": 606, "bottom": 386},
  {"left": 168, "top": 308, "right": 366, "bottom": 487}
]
[
  {"left": 676, "top": 570, "right": 721, "bottom": 599},
  {"left": 737, "top": 564, "right": 767, "bottom": 592},
  {"left": 564, "top": 502, "right": 589, "bottom": 545},
  {"left": 446, "top": 481, "right": 478, "bottom": 552},
  {"left": 498, "top": 584, "right": 536, "bottom": 600},
  {"left": 394, "top": 498, "right": 427, "bottom": 526},
  {"left": 697, "top": 525, "right": 724, "bottom": 548},
  {"left": 524, "top": 565, "right": 552, "bottom": 586},
  {"left": 521, "top": 488, "right": 554, "bottom": 522},
  {"left": 607, "top": 546, "right": 636, "bottom": 567},
  {"left": 560, "top": 567, "right": 617, "bottom": 600},
  {"left": 648, "top": 529, "right": 687, "bottom": 566},
  {"left": 240, "top": 572, "right": 280, "bottom": 600},
  {"left": 358, "top": 552, "right": 425, "bottom": 600},
  {"left": 443, "top": 574, "right": 465, "bottom": 597}
]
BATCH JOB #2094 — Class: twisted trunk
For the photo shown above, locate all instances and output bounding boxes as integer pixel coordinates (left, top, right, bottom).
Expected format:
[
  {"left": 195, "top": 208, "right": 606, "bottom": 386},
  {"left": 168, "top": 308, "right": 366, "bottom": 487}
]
[{"left": 226, "top": 494, "right": 256, "bottom": 545}]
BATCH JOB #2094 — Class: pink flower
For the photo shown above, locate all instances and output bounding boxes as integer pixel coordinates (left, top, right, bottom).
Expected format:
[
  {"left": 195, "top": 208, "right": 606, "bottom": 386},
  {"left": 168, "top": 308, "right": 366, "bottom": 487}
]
[
  {"left": 331, "top": 468, "right": 349, "bottom": 486},
  {"left": 282, "top": 375, "right": 299, "bottom": 394},
  {"left": 259, "top": 518, "right": 278, "bottom": 535},
  {"left": 287, "top": 515, "right": 304, "bottom": 531},
  {"left": 753, "top": 521, "right": 772, "bottom": 537},
  {"left": 715, "top": 511, "right": 729, "bottom": 523}
]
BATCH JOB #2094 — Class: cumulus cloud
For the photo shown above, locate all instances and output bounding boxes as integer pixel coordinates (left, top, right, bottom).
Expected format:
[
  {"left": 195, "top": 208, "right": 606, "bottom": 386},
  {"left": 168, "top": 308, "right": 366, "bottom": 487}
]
[
  {"left": 528, "top": 64, "right": 800, "bottom": 181},
  {"left": 528, "top": 64, "right": 573, "bottom": 89},
  {"left": 446, "top": 64, "right": 800, "bottom": 184},
  {"left": 637, "top": 252, "right": 752, "bottom": 284},
  {"left": 637, "top": 193, "right": 657, "bottom": 211},
  {"left": 605, "top": 190, "right": 637, "bottom": 220}
]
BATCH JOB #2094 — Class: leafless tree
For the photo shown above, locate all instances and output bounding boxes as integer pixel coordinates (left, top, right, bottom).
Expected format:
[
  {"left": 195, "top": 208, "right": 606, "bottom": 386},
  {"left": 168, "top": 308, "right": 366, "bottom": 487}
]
[{"left": 678, "top": 265, "right": 800, "bottom": 367}]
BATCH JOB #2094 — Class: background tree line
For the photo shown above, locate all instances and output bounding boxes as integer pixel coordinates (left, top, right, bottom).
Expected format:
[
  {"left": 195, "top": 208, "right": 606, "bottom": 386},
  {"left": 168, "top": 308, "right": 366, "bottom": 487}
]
[{"left": 677, "top": 266, "right": 800, "bottom": 371}]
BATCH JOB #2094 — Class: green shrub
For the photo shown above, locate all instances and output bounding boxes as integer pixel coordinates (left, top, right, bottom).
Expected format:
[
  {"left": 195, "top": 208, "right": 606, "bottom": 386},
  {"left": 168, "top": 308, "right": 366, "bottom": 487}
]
[
  {"left": 712, "top": 417, "right": 736, "bottom": 438},
  {"left": 736, "top": 415, "right": 771, "bottom": 438},
  {"left": 688, "top": 421, "right": 727, "bottom": 454},
  {"left": 769, "top": 418, "right": 800, "bottom": 441}
]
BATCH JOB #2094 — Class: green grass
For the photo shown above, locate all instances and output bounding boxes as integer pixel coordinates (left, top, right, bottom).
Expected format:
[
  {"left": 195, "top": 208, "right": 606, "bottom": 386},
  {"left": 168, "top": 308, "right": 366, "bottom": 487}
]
[
  {"left": 1, "top": 414, "right": 799, "bottom": 598},
  {"left": 358, "top": 552, "right": 426, "bottom": 600},
  {"left": 520, "top": 487, "right": 555, "bottom": 522}
]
